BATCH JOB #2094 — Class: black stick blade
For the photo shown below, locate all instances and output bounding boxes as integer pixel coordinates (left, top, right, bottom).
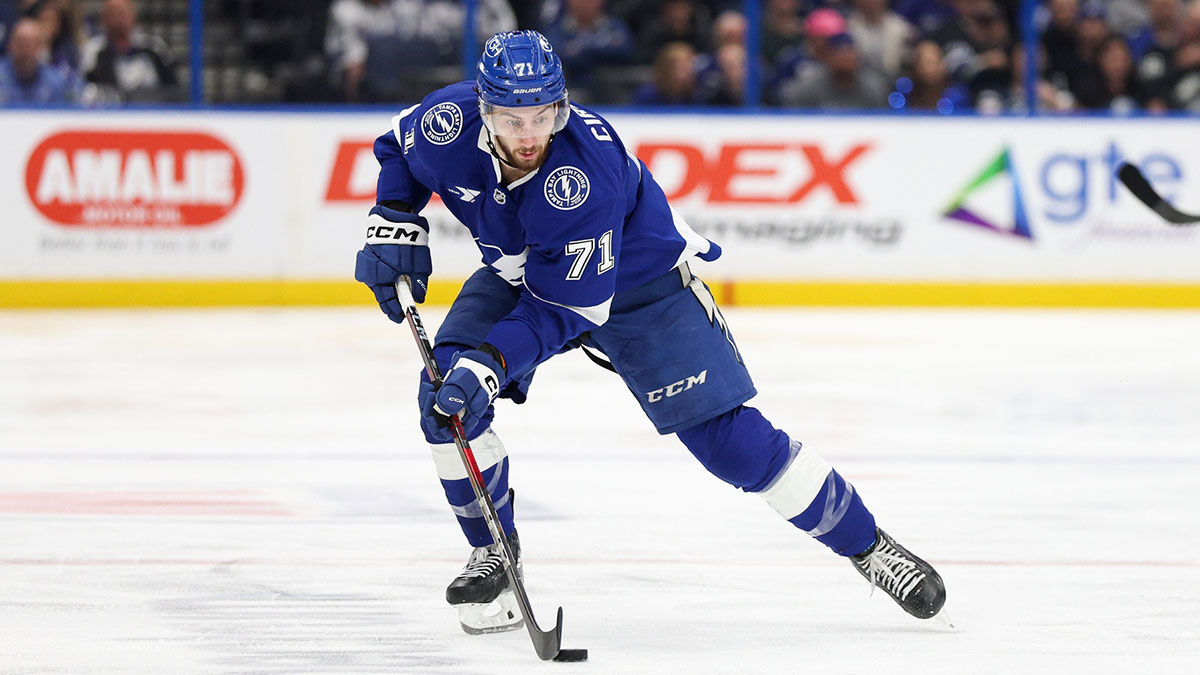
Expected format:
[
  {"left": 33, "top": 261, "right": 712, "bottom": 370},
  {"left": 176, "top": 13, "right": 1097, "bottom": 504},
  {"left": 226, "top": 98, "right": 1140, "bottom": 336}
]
[
  {"left": 529, "top": 605, "right": 565, "bottom": 661},
  {"left": 553, "top": 648, "right": 589, "bottom": 662},
  {"left": 1118, "top": 162, "right": 1200, "bottom": 225}
]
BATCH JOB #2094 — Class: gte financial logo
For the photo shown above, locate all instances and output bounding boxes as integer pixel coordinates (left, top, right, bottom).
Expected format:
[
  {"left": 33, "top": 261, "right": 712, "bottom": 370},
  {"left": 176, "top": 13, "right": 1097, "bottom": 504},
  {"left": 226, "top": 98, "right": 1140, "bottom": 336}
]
[
  {"left": 944, "top": 141, "right": 1183, "bottom": 238},
  {"left": 26, "top": 130, "right": 245, "bottom": 227},
  {"left": 324, "top": 140, "right": 871, "bottom": 204}
]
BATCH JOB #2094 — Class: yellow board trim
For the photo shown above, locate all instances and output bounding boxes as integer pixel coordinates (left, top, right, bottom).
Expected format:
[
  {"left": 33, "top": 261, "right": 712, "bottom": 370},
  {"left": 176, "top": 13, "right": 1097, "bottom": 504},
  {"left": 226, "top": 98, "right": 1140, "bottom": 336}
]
[{"left": 4, "top": 279, "right": 1200, "bottom": 309}]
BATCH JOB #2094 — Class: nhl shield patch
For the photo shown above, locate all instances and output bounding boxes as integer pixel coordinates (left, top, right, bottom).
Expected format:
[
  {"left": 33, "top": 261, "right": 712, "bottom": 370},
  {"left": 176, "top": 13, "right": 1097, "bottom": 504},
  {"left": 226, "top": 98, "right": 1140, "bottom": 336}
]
[{"left": 544, "top": 166, "right": 590, "bottom": 211}]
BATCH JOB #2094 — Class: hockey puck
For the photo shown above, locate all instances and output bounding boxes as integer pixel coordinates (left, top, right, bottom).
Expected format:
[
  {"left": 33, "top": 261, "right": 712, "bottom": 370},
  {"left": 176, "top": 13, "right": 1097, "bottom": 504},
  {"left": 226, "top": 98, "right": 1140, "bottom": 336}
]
[{"left": 553, "top": 648, "right": 588, "bottom": 662}]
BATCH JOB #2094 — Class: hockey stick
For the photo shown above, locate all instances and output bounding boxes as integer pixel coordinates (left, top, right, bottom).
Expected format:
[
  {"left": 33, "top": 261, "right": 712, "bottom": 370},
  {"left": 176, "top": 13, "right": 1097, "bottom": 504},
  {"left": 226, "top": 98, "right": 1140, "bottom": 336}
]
[
  {"left": 393, "top": 277, "right": 569, "bottom": 662},
  {"left": 1118, "top": 162, "right": 1200, "bottom": 225}
]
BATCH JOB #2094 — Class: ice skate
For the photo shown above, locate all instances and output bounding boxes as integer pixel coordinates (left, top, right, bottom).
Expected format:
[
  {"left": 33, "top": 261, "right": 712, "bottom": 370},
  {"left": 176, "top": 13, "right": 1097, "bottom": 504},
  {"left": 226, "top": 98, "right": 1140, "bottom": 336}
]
[
  {"left": 851, "top": 528, "right": 946, "bottom": 619},
  {"left": 446, "top": 529, "right": 524, "bottom": 634}
]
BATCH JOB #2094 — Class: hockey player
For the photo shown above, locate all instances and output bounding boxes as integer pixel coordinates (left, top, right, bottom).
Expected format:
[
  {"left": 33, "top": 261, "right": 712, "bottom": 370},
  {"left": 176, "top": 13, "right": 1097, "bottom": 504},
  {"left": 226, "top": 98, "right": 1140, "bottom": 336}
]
[{"left": 354, "top": 29, "right": 946, "bottom": 634}]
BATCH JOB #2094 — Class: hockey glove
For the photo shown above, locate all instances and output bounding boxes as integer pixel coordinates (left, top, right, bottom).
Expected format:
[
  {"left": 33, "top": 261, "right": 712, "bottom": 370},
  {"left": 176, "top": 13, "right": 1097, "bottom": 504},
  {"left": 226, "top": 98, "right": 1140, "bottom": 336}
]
[
  {"left": 420, "top": 346, "right": 506, "bottom": 437},
  {"left": 353, "top": 204, "right": 431, "bottom": 322}
]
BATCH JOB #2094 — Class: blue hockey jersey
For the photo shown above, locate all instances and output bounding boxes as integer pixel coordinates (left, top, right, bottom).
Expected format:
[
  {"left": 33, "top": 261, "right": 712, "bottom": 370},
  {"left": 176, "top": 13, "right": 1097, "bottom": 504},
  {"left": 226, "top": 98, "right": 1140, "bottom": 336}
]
[{"left": 374, "top": 82, "right": 719, "bottom": 379}]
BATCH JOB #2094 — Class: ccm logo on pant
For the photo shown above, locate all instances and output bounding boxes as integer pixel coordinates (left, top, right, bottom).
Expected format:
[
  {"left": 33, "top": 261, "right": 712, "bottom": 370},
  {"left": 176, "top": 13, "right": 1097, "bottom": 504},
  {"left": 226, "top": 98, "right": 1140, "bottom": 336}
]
[{"left": 646, "top": 370, "right": 707, "bottom": 403}]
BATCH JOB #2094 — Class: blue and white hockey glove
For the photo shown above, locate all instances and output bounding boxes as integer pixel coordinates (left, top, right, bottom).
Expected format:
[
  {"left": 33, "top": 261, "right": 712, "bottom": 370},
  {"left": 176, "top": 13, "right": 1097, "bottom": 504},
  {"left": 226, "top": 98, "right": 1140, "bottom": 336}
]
[
  {"left": 353, "top": 204, "right": 431, "bottom": 322},
  {"left": 420, "top": 346, "right": 506, "bottom": 438}
]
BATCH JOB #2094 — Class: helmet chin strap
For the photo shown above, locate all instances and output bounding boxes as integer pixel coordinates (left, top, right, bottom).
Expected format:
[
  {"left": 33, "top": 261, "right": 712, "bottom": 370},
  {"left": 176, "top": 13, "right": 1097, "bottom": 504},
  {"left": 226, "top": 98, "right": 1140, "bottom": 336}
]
[{"left": 484, "top": 128, "right": 522, "bottom": 170}]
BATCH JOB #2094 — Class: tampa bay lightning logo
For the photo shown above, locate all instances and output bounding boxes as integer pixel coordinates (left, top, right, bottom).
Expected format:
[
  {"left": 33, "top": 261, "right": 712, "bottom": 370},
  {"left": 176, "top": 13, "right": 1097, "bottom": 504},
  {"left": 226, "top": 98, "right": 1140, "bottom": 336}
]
[
  {"left": 421, "top": 102, "right": 463, "bottom": 145},
  {"left": 537, "top": 34, "right": 554, "bottom": 52},
  {"left": 544, "top": 166, "right": 590, "bottom": 211}
]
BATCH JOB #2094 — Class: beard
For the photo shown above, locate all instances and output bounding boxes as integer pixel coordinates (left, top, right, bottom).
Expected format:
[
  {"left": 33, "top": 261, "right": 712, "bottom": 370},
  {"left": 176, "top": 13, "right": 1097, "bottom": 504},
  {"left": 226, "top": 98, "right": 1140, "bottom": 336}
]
[{"left": 496, "top": 137, "right": 549, "bottom": 171}]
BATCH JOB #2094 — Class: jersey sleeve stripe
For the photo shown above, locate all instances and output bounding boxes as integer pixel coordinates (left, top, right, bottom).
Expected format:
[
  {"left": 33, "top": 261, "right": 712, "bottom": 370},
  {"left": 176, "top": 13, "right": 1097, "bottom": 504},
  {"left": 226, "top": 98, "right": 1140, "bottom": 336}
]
[
  {"left": 524, "top": 284, "right": 613, "bottom": 326},
  {"left": 668, "top": 204, "right": 715, "bottom": 269},
  {"left": 391, "top": 103, "right": 421, "bottom": 146}
]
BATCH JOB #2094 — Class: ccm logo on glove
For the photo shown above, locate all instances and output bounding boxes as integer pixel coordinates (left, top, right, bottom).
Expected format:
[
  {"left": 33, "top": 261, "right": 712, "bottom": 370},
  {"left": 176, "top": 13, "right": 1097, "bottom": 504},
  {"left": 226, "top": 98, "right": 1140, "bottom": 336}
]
[{"left": 365, "top": 213, "right": 430, "bottom": 246}]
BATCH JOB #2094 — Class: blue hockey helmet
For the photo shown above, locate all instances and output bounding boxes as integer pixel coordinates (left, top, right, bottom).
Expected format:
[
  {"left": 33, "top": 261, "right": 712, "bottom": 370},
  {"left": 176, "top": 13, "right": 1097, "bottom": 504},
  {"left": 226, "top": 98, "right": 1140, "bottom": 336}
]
[{"left": 477, "top": 30, "right": 570, "bottom": 137}]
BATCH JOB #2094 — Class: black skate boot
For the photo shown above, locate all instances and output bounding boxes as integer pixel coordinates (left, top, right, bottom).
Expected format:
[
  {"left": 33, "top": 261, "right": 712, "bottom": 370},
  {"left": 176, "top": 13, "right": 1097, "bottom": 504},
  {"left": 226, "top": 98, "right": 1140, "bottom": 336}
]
[
  {"left": 446, "top": 529, "right": 523, "bottom": 634},
  {"left": 850, "top": 528, "right": 946, "bottom": 619}
]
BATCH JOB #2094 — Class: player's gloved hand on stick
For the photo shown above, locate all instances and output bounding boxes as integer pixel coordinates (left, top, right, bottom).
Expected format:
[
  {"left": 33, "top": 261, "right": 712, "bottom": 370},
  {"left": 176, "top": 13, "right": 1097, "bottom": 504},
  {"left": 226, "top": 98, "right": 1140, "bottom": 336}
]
[
  {"left": 419, "top": 346, "right": 506, "bottom": 440},
  {"left": 353, "top": 204, "right": 431, "bottom": 322}
]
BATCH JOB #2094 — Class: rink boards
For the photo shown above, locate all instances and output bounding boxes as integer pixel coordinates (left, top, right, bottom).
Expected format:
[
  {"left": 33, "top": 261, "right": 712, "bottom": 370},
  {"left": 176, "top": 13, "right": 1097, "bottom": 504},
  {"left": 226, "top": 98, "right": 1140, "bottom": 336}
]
[{"left": 2, "top": 110, "right": 1199, "bottom": 307}]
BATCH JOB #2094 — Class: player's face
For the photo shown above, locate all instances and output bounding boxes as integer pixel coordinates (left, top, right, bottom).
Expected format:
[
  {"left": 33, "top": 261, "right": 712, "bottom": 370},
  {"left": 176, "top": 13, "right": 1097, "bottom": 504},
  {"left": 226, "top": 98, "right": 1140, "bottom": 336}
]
[{"left": 486, "top": 104, "right": 556, "bottom": 170}]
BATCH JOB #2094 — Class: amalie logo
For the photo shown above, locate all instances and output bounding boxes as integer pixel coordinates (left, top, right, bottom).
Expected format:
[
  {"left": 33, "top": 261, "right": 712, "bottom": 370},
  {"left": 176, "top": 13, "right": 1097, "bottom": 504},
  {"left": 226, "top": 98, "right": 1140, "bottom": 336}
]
[{"left": 25, "top": 130, "right": 245, "bottom": 227}]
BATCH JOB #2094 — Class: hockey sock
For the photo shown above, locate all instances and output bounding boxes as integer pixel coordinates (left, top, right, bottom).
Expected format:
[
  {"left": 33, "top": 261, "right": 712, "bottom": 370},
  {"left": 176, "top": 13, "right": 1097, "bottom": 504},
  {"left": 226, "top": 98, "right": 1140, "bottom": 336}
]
[
  {"left": 430, "top": 427, "right": 515, "bottom": 547},
  {"left": 677, "top": 407, "right": 876, "bottom": 557},
  {"left": 758, "top": 440, "right": 877, "bottom": 556}
]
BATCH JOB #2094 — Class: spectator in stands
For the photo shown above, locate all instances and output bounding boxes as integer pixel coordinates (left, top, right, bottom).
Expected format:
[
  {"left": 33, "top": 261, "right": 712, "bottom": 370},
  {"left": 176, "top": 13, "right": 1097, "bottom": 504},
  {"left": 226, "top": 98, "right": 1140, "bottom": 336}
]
[
  {"left": 80, "top": 0, "right": 178, "bottom": 103},
  {"left": 541, "top": 0, "right": 634, "bottom": 101},
  {"left": 895, "top": 0, "right": 958, "bottom": 37},
  {"left": 848, "top": 0, "right": 917, "bottom": 79},
  {"left": 959, "top": 2, "right": 1013, "bottom": 107},
  {"left": 0, "top": 0, "right": 18, "bottom": 53},
  {"left": 633, "top": 0, "right": 711, "bottom": 65},
  {"left": 1073, "top": 33, "right": 1158, "bottom": 112},
  {"left": 1106, "top": 0, "right": 1150, "bottom": 38},
  {"left": 969, "top": 39, "right": 1075, "bottom": 114},
  {"left": 1127, "top": 0, "right": 1183, "bottom": 104},
  {"left": 1127, "top": 0, "right": 1183, "bottom": 60},
  {"left": 634, "top": 40, "right": 700, "bottom": 104},
  {"left": 760, "top": 0, "right": 804, "bottom": 64},
  {"left": 801, "top": 8, "right": 851, "bottom": 67},
  {"left": 710, "top": 7, "right": 745, "bottom": 48},
  {"left": 29, "top": 0, "right": 82, "bottom": 77},
  {"left": 1040, "top": 0, "right": 1079, "bottom": 82},
  {"left": 508, "top": 0, "right": 544, "bottom": 30},
  {"left": 698, "top": 39, "right": 746, "bottom": 105},
  {"left": 1075, "top": 3, "right": 1110, "bottom": 62},
  {"left": 694, "top": 8, "right": 749, "bottom": 102},
  {"left": 0, "top": 16, "right": 77, "bottom": 104},
  {"left": 1167, "top": 0, "right": 1200, "bottom": 110},
  {"left": 899, "top": 39, "right": 970, "bottom": 111},
  {"left": 926, "top": 0, "right": 1013, "bottom": 98},
  {"left": 777, "top": 32, "right": 891, "bottom": 109},
  {"left": 325, "top": 0, "right": 516, "bottom": 102},
  {"left": 766, "top": 8, "right": 846, "bottom": 103}
]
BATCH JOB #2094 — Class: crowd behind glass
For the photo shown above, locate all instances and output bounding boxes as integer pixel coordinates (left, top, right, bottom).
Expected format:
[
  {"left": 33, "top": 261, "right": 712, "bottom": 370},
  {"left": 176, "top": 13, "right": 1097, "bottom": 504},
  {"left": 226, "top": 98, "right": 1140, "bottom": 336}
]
[{"left": 2, "top": 0, "right": 1198, "bottom": 114}]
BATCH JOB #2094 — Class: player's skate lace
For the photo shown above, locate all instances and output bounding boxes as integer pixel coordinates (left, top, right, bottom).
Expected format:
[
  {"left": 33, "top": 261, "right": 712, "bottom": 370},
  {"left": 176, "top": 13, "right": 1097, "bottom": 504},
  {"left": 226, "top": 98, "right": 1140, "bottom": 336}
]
[
  {"left": 855, "top": 537, "right": 926, "bottom": 601},
  {"left": 458, "top": 544, "right": 504, "bottom": 579}
]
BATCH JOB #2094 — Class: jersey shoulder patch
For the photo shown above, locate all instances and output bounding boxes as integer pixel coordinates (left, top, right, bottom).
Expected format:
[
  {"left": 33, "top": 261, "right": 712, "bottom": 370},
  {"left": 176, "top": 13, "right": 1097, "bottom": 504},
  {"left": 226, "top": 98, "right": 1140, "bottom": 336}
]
[
  {"left": 420, "top": 101, "right": 465, "bottom": 145},
  {"left": 543, "top": 165, "right": 591, "bottom": 211}
]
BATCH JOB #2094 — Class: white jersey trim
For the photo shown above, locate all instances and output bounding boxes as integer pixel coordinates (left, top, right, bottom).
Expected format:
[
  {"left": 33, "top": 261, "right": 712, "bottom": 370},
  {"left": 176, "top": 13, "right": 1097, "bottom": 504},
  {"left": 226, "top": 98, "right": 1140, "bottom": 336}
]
[
  {"left": 391, "top": 103, "right": 421, "bottom": 147},
  {"left": 668, "top": 204, "right": 713, "bottom": 269},
  {"left": 477, "top": 240, "right": 528, "bottom": 286},
  {"left": 476, "top": 126, "right": 502, "bottom": 183},
  {"left": 525, "top": 284, "right": 613, "bottom": 326}
]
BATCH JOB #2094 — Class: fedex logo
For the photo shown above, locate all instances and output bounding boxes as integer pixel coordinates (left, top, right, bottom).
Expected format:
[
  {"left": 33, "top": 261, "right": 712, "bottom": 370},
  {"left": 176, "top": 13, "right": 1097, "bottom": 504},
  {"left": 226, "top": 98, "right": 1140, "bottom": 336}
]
[
  {"left": 635, "top": 142, "right": 872, "bottom": 205},
  {"left": 324, "top": 139, "right": 872, "bottom": 207}
]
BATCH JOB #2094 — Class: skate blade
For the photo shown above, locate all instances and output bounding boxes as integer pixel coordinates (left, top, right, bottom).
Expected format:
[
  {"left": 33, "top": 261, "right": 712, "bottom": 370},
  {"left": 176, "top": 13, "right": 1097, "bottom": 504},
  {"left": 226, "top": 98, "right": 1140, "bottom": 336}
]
[
  {"left": 456, "top": 591, "right": 524, "bottom": 635},
  {"left": 929, "top": 610, "right": 956, "bottom": 630}
]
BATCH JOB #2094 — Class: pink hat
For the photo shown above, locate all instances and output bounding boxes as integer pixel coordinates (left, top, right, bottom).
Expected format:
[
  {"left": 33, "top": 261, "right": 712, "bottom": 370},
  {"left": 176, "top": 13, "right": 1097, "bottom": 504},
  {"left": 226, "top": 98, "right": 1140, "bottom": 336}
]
[{"left": 804, "top": 9, "right": 848, "bottom": 38}]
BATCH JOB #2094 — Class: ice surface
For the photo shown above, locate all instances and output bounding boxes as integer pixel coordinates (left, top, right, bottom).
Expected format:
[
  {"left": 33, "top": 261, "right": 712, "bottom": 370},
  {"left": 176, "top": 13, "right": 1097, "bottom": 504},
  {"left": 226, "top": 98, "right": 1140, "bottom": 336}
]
[{"left": 1, "top": 307, "right": 1198, "bottom": 674}]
